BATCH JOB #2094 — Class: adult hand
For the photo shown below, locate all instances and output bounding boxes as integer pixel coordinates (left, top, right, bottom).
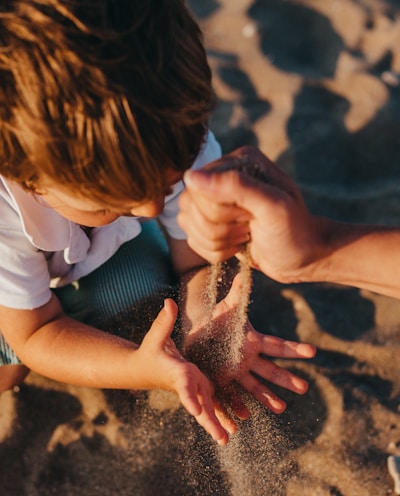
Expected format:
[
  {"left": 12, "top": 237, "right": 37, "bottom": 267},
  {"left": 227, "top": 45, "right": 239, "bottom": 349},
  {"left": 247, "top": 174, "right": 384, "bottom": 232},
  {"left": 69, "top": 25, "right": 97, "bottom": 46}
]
[{"left": 179, "top": 146, "right": 325, "bottom": 284}]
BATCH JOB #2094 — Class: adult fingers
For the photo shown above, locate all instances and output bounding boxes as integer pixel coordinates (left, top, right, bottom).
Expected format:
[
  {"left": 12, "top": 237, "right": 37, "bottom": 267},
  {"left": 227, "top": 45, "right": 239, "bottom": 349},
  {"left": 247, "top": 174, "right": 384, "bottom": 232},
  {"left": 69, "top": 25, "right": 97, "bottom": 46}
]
[
  {"left": 178, "top": 197, "right": 251, "bottom": 249},
  {"left": 201, "top": 145, "right": 297, "bottom": 196},
  {"left": 179, "top": 188, "right": 250, "bottom": 225},
  {"left": 183, "top": 164, "right": 296, "bottom": 224},
  {"left": 220, "top": 384, "right": 250, "bottom": 420}
]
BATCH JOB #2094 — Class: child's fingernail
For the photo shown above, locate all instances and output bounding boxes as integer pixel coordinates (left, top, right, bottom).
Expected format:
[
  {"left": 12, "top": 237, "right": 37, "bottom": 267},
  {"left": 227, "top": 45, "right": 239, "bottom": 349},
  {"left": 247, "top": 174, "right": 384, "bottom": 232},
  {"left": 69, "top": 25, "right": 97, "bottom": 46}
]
[
  {"left": 299, "top": 343, "right": 316, "bottom": 357},
  {"left": 227, "top": 422, "right": 238, "bottom": 435}
]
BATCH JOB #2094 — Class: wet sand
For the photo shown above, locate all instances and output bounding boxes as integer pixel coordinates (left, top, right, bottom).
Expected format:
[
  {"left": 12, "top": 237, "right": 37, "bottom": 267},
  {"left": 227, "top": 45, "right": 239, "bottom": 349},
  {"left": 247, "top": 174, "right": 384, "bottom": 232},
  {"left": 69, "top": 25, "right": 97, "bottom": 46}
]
[{"left": 2, "top": 1, "right": 400, "bottom": 494}]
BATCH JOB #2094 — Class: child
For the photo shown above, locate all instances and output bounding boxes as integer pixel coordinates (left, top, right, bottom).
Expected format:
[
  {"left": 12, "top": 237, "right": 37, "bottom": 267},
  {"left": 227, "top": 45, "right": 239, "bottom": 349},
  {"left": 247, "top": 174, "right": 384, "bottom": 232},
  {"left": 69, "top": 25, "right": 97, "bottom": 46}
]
[{"left": 0, "top": 0, "right": 315, "bottom": 446}]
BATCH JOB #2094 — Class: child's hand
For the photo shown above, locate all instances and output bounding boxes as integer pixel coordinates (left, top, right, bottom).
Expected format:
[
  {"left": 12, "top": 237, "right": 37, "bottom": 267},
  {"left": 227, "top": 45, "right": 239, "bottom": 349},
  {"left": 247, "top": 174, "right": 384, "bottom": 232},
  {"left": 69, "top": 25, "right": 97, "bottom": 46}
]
[
  {"left": 183, "top": 275, "right": 316, "bottom": 418},
  {"left": 229, "top": 320, "right": 315, "bottom": 415},
  {"left": 135, "top": 298, "right": 236, "bottom": 446}
]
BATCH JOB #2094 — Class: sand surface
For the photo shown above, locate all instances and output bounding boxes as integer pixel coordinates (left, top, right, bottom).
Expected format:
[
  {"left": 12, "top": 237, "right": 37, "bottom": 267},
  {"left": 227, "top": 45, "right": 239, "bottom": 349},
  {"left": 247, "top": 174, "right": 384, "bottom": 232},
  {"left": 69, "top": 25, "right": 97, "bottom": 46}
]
[{"left": 2, "top": 0, "right": 400, "bottom": 494}]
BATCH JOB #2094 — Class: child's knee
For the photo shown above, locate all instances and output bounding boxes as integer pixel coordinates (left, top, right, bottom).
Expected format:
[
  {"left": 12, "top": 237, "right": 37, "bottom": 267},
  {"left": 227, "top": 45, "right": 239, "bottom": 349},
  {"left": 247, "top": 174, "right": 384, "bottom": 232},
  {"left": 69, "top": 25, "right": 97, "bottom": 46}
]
[{"left": 0, "top": 364, "right": 29, "bottom": 392}]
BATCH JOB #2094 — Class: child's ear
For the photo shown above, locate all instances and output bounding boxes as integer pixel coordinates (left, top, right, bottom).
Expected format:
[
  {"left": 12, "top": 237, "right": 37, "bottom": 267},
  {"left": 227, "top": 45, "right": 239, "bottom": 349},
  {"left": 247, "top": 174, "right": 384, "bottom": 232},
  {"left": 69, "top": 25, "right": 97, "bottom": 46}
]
[
  {"left": 22, "top": 180, "right": 48, "bottom": 198},
  {"left": 21, "top": 177, "right": 45, "bottom": 194},
  {"left": 31, "top": 187, "right": 48, "bottom": 198}
]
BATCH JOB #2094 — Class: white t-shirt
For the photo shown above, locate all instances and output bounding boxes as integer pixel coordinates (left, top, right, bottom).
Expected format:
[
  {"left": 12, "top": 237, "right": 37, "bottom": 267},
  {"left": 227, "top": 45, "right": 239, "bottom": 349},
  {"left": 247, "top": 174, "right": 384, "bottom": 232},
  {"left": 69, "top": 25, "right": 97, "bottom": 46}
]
[{"left": 0, "top": 131, "right": 221, "bottom": 310}]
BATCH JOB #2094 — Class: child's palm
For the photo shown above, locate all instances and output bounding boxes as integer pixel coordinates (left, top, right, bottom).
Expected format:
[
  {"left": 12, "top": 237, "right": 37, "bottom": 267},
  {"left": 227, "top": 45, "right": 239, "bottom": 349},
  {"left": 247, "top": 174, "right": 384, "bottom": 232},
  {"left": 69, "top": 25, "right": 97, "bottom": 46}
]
[
  {"left": 184, "top": 275, "right": 316, "bottom": 416},
  {"left": 139, "top": 298, "right": 234, "bottom": 445}
]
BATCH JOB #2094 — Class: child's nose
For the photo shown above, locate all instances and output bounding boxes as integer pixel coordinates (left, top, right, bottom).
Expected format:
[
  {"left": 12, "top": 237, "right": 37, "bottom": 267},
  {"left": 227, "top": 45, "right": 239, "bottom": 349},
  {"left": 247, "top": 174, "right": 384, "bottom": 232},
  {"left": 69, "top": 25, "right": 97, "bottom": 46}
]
[{"left": 130, "top": 197, "right": 165, "bottom": 218}]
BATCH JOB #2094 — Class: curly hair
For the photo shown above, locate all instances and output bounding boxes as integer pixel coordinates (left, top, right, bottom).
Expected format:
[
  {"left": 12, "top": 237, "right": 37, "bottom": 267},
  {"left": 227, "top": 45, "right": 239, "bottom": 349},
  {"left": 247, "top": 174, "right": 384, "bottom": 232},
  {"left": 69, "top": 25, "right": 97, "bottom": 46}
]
[{"left": 0, "top": 0, "right": 215, "bottom": 205}]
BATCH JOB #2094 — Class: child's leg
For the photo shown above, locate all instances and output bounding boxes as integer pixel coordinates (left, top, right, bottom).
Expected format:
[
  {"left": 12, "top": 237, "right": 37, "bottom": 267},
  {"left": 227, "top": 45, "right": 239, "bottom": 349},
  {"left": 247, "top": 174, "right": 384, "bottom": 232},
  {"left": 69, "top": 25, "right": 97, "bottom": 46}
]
[
  {"left": 0, "top": 364, "right": 29, "bottom": 392},
  {"left": 0, "top": 333, "right": 29, "bottom": 391}
]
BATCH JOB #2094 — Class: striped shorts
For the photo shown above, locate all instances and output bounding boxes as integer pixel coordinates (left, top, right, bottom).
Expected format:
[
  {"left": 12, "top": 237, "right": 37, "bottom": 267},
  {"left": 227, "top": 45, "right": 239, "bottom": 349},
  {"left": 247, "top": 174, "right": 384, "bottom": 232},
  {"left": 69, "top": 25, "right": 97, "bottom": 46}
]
[{"left": 0, "top": 220, "right": 178, "bottom": 366}]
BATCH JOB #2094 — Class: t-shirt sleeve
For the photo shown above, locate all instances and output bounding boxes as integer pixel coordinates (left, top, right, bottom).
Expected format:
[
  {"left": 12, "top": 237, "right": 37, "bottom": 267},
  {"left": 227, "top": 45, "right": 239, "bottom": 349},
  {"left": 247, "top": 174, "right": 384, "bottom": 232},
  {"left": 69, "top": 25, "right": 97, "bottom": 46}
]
[
  {"left": 0, "top": 211, "right": 52, "bottom": 310},
  {"left": 158, "top": 130, "right": 222, "bottom": 240}
]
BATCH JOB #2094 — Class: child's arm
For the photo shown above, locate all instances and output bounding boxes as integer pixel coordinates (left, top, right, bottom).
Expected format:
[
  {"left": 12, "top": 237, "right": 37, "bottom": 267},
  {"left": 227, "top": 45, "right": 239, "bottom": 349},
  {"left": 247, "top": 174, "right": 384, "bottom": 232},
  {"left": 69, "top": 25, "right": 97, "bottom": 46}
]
[
  {"left": 0, "top": 295, "right": 233, "bottom": 445},
  {"left": 167, "top": 237, "right": 316, "bottom": 417}
]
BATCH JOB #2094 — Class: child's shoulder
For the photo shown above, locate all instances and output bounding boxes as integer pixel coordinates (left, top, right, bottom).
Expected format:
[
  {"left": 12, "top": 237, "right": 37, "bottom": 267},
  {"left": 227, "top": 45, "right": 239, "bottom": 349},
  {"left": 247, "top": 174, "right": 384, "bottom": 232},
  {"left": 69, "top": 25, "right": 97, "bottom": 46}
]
[{"left": 191, "top": 131, "right": 222, "bottom": 171}]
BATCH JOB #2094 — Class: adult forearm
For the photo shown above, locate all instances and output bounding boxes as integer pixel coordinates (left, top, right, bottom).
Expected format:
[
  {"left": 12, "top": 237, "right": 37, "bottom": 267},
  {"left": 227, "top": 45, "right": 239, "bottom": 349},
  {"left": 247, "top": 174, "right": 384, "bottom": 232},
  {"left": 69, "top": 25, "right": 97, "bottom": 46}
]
[{"left": 303, "top": 218, "right": 400, "bottom": 299}]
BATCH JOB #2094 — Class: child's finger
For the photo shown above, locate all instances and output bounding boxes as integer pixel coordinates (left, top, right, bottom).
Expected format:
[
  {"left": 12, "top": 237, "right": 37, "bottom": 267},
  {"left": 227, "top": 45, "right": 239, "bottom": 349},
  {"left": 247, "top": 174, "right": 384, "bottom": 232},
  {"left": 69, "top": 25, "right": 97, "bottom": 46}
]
[
  {"left": 195, "top": 411, "right": 230, "bottom": 446},
  {"left": 249, "top": 359, "right": 309, "bottom": 395},
  {"left": 238, "top": 373, "right": 287, "bottom": 414},
  {"left": 183, "top": 385, "right": 230, "bottom": 445},
  {"left": 142, "top": 298, "right": 178, "bottom": 346},
  {"left": 219, "top": 272, "right": 245, "bottom": 310},
  {"left": 212, "top": 397, "right": 239, "bottom": 433},
  {"left": 175, "top": 366, "right": 209, "bottom": 417},
  {"left": 260, "top": 335, "right": 316, "bottom": 359},
  {"left": 174, "top": 369, "right": 231, "bottom": 444},
  {"left": 220, "top": 385, "right": 250, "bottom": 420}
]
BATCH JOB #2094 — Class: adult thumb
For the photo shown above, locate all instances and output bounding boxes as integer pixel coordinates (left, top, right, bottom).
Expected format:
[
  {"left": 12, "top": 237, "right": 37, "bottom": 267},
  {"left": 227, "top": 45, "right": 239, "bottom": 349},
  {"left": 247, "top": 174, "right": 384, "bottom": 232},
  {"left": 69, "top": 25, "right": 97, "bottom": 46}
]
[
  {"left": 184, "top": 168, "right": 269, "bottom": 212},
  {"left": 184, "top": 170, "right": 290, "bottom": 217}
]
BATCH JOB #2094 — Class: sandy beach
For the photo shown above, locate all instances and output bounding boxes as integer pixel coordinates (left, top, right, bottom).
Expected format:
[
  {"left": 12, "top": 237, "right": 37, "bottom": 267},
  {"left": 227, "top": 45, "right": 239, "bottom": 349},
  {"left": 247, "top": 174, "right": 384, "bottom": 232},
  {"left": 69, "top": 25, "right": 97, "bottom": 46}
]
[{"left": 2, "top": 0, "right": 400, "bottom": 494}]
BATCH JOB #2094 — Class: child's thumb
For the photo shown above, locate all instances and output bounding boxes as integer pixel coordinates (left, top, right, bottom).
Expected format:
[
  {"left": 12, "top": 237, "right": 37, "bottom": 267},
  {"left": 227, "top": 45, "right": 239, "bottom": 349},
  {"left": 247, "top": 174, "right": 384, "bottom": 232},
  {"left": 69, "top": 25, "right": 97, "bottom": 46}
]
[
  {"left": 223, "top": 273, "right": 244, "bottom": 309},
  {"left": 146, "top": 298, "right": 178, "bottom": 343}
]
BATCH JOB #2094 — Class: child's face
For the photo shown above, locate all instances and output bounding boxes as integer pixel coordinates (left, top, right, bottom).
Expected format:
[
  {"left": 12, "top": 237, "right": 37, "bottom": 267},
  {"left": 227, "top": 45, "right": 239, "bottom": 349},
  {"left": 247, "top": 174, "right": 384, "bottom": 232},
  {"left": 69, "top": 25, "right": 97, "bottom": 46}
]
[{"left": 36, "top": 170, "right": 183, "bottom": 227}]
